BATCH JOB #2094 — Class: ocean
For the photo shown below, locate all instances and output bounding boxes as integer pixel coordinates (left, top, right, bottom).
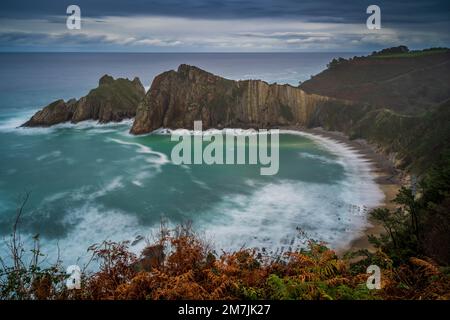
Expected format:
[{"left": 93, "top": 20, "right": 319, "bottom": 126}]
[{"left": 0, "top": 52, "right": 383, "bottom": 267}]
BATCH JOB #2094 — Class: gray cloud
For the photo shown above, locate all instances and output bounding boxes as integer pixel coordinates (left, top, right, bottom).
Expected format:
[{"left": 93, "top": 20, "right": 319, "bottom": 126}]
[
  {"left": 0, "top": 31, "right": 182, "bottom": 47},
  {"left": 0, "top": 0, "right": 449, "bottom": 23},
  {"left": 0, "top": 0, "right": 448, "bottom": 52}
]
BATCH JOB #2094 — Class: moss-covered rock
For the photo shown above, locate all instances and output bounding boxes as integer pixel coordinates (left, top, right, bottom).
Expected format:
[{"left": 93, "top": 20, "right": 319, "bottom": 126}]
[{"left": 22, "top": 75, "right": 145, "bottom": 127}]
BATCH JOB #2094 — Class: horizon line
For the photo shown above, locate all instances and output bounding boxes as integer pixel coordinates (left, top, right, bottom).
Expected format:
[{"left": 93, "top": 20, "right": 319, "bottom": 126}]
[{"left": 0, "top": 50, "right": 372, "bottom": 54}]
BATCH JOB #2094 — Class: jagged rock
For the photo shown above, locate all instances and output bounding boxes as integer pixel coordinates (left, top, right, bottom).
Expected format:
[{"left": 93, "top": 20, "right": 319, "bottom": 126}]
[
  {"left": 22, "top": 75, "right": 145, "bottom": 127},
  {"left": 130, "top": 64, "right": 350, "bottom": 134},
  {"left": 21, "top": 99, "right": 76, "bottom": 127}
]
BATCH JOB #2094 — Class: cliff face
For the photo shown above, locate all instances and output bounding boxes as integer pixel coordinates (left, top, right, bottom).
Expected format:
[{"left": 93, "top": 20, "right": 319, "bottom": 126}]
[
  {"left": 300, "top": 49, "right": 450, "bottom": 114},
  {"left": 130, "top": 64, "right": 352, "bottom": 134},
  {"left": 130, "top": 59, "right": 450, "bottom": 172},
  {"left": 22, "top": 75, "right": 145, "bottom": 127}
]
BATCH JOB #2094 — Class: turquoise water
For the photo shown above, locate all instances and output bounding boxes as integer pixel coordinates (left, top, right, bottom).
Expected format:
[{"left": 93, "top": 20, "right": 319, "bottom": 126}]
[{"left": 0, "top": 53, "right": 382, "bottom": 266}]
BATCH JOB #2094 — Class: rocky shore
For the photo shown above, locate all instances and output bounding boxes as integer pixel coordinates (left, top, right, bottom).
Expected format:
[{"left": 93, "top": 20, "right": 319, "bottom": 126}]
[{"left": 287, "top": 126, "right": 403, "bottom": 254}]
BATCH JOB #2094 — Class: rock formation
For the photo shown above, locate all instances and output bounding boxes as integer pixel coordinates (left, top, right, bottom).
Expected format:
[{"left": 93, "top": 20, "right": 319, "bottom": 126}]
[
  {"left": 20, "top": 47, "right": 450, "bottom": 172},
  {"left": 129, "top": 54, "right": 450, "bottom": 172},
  {"left": 130, "top": 64, "right": 353, "bottom": 134},
  {"left": 22, "top": 75, "right": 145, "bottom": 127}
]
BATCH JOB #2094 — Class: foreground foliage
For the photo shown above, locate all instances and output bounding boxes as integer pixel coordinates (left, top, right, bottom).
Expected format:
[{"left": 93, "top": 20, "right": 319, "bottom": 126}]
[
  {"left": 1, "top": 221, "right": 449, "bottom": 300},
  {"left": 1, "top": 152, "right": 449, "bottom": 300}
]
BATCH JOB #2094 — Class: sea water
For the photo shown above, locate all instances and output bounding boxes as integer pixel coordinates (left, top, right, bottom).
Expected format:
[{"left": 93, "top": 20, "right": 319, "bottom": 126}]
[{"left": 0, "top": 52, "right": 383, "bottom": 266}]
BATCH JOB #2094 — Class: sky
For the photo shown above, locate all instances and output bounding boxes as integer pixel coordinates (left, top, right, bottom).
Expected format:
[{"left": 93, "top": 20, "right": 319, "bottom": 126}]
[{"left": 0, "top": 0, "right": 449, "bottom": 52}]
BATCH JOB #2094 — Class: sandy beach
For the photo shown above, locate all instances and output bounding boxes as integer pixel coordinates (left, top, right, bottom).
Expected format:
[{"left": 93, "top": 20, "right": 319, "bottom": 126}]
[{"left": 283, "top": 126, "right": 403, "bottom": 255}]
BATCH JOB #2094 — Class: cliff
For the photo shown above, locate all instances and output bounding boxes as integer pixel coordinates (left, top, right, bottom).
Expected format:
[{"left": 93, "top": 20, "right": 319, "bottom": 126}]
[
  {"left": 130, "top": 64, "right": 354, "bottom": 134},
  {"left": 22, "top": 75, "right": 145, "bottom": 127},
  {"left": 299, "top": 47, "right": 450, "bottom": 114},
  {"left": 130, "top": 53, "right": 450, "bottom": 172},
  {"left": 21, "top": 48, "right": 450, "bottom": 172}
]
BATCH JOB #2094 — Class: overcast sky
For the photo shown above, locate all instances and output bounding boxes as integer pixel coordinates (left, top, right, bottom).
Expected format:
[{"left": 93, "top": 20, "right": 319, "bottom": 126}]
[{"left": 0, "top": 0, "right": 449, "bottom": 52}]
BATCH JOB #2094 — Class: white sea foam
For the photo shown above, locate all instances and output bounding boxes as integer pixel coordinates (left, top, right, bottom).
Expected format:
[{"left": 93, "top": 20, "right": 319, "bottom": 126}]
[
  {"left": 298, "top": 151, "right": 340, "bottom": 165},
  {"left": 132, "top": 180, "right": 144, "bottom": 187},
  {"left": 43, "top": 191, "right": 70, "bottom": 203},
  {"left": 194, "top": 129, "right": 384, "bottom": 253},
  {"left": 199, "top": 177, "right": 383, "bottom": 254},
  {"left": 0, "top": 204, "right": 151, "bottom": 268},
  {"left": 198, "top": 181, "right": 350, "bottom": 254},
  {"left": 0, "top": 128, "right": 385, "bottom": 267},
  {"left": 107, "top": 138, "right": 170, "bottom": 187},
  {"left": 0, "top": 114, "right": 134, "bottom": 135},
  {"left": 0, "top": 179, "right": 154, "bottom": 268},
  {"left": 55, "top": 204, "right": 150, "bottom": 266},
  {"left": 0, "top": 110, "right": 37, "bottom": 132},
  {"left": 107, "top": 138, "right": 169, "bottom": 165},
  {"left": 153, "top": 127, "right": 261, "bottom": 136},
  {"left": 36, "top": 150, "right": 62, "bottom": 161},
  {"left": 90, "top": 176, "right": 125, "bottom": 199},
  {"left": 114, "top": 127, "right": 383, "bottom": 253}
]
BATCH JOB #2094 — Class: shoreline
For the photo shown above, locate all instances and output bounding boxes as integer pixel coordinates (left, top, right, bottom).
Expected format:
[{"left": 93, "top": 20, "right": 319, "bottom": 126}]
[
  {"left": 150, "top": 124, "right": 402, "bottom": 254},
  {"left": 282, "top": 126, "right": 402, "bottom": 255},
  {"left": 5, "top": 120, "right": 403, "bottom": 257}
]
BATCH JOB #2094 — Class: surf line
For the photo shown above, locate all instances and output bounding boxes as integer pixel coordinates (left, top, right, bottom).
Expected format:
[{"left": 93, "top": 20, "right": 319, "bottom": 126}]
[{"left": 170, "top": 121, "right": 279, "bottom": 176}]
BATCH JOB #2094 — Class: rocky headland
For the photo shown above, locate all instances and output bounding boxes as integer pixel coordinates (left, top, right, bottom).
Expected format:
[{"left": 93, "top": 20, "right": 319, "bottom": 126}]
[
  {"left": 22, "top": 75, "right": 145, "bottom": 127},
  {"left": 130, "top": 64, "right": 354, "bottom": 134},
  {"left": 22, "top": 47, "right": 450, "bottom": 172}
]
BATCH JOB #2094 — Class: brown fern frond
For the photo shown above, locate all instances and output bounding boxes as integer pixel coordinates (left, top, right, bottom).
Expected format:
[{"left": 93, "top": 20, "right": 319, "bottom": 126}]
[{"left": 409, "top": 257, "right": 440, "bottom": 276}]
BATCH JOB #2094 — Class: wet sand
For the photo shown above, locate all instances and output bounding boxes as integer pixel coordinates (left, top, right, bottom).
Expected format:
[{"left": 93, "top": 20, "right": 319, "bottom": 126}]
[{"left": 282, "top": 126, "right": 403, "bottom": 254}]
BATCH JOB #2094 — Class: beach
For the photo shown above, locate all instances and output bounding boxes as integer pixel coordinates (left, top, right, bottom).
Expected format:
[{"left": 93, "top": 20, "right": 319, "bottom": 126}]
[{"left": 283, "top": 126, "right": 403, "bottom": 255}]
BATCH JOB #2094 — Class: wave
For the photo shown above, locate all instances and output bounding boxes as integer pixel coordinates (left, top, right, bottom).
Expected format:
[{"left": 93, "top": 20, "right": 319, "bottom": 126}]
[
  {"left": 127, "top": 127, "right": 384, "bottom": 254},
  {"left": 0, "top": 126, "right": 384, "bottom": 265},
  {"left": 0, "top": 110, "right": 37, "bottom": 132},
  {"left": 152, "top": 127, "right": 276, "bottom": 137},
  {"left": 90, "top": 176, "right": 125, "bottom": 199},
  {"left": 193, "top": 129, "right": 384, "bottom": 253},
  {"left": 36, "top": 150, "right": 62, "bottom": 161},
  {"left": 0, "top": 112, "right": 134, "bottom": 135},
  {"left": 297, "top": 151, "right": 340, "bottom": 165},
  {"left": 107, "top": 138, "right": 170, "bottom": 187},
  {"left": 197, "top": 180, "right": 362, "bottom": 254},
  {"left": 107, "top": 138, "right": 169, "bottom": 165},
  {"left": 0, "top": 203, "right": 152, "bottom": 268}
]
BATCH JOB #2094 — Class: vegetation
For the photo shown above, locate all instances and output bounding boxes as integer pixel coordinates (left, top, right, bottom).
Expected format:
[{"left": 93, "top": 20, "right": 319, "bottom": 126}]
[
  {"left": 348, "top": 104, "right": 449, "bottom": 172},
  {"left": 300, "top": 46, "right": 450, "bottom": 116},
  {"left": 370, "top": 46, "right": 449, "bottom": 58},
  {"left": 327, "top": 57, "right": 348, "bottom": 69},
  {"left": 368, "top": 150, "right": 450, "bottom": 265},
  {"left": 1, "top": 154, "right": 450, "bottom": 300},
  {"left": 325, "top": 46, "right": 450, "bottom": 66},
  {"left": 3, "top": 46, "right": 449, "bottom": 300}
]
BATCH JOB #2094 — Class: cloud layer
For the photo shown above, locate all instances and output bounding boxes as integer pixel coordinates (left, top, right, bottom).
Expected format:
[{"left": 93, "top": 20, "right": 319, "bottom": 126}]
[{"left": 0, "top": 0, "right": 449, "bottom": 51}]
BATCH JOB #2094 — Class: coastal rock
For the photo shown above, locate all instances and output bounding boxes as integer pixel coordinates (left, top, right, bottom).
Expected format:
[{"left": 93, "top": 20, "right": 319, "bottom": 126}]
[
  {"left": 130, "top": 64, "right": 352, "bottom": 134},
  {"left": 130, "top": 57, "right": 450, "bottom": 173},
  {"left": 22, "top": 75, "right": 145, "bottom": 127},
  {"left": 21, "top": 99, "right": 77, "bottom": 127}
]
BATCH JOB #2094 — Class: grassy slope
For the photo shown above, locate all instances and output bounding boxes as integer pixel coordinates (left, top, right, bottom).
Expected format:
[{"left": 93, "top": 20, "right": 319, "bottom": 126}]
[
  {"left": 300, "top": 49, "right": 450, "bottom": 114},
  {"left": 299, "top": 48, "right": 450, "bottom": 173},
  {"left": 86, "top": 78, "right": 144, "bottom": 112}
]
